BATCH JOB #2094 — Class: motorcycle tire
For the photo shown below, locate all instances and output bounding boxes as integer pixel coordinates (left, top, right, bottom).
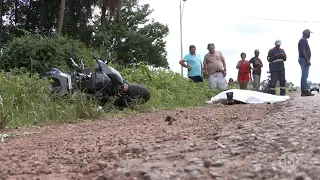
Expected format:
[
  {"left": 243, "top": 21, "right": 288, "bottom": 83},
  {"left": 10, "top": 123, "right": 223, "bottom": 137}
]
[
  {"left": 127, "top": 84, "right": 151, "bottom": 102},
  {"left": 114, "top": 84, "right": 151, "bottom": 108}
]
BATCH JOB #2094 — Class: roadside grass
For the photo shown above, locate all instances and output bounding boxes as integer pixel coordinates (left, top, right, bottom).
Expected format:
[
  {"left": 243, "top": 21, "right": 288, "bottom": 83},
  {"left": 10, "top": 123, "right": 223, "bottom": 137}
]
[
  {"left": 0, "top": 69, "right": 102, "bottom": 128},
  {"left": 0, "top": 66, "right": 296, "bottom": 129},
  {"left": 0, "top": 67, "right": 225, "bottom": 129}
]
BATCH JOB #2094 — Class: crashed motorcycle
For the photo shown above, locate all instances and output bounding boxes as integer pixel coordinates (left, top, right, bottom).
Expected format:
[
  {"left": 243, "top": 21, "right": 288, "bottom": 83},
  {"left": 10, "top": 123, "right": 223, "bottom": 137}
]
[{"left": 40, "top": 56, "right": 151, "bottom": 109}]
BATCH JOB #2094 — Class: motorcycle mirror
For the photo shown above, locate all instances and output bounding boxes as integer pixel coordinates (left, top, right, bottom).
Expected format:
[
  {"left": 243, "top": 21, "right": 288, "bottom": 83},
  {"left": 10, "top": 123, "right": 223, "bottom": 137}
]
[
  {"left": 92, "top": 55, "right": 103, "bottom": 72},
  {"left": 80, "top": 60, "right": 84, "bottom": 69},
  {"left": 70, "top": 58, "right": 78, "bottom": 67}
]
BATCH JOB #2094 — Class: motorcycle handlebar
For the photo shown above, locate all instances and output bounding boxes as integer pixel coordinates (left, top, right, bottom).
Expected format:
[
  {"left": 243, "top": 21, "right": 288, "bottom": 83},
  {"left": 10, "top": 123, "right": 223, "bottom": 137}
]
[{"left": 70, "top": 58, "right": 78, "bottom": 67}]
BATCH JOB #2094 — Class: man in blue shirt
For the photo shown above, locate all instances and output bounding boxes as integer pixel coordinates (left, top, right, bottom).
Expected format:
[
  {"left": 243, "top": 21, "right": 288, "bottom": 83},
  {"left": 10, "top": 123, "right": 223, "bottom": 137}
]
[
  {"left": 179, "top": 45, "right": 203, "bottom": 82},
  {"left": 298, "top": 29, "right": 314, "bottom": 96},
  {"left": 267, "top": 40, "right": 287, "bottom": 96}
]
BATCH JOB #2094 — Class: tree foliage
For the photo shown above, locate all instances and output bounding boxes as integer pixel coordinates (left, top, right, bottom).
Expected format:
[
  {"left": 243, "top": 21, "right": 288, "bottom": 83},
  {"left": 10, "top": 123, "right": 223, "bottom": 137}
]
[
  {"left": 0, "top": 33, "right": 94, "bottom": 73},
  {"left": 92, "top": 0, "right": 169, "bottom": 68},
  {"left": 0, "top": 0, "right": 170, "bottom": 69}
]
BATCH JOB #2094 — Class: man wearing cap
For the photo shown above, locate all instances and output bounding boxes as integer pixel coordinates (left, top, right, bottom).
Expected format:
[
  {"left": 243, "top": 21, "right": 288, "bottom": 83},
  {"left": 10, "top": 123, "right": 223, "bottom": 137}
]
[
  {"left": 249, "top": 49, "right": 263, "bottom": 91},
  {"left": 298, "top": 29, "right": 314, "bottom": 96},
  {"left": 267, "top": 40, "right": 287, "bottom": 95}
]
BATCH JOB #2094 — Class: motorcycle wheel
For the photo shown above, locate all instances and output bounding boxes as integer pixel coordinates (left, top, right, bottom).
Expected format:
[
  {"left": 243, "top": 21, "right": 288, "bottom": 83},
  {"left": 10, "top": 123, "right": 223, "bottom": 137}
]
[{"left": 114, "top": 84, "right": 151, "bottom": 108}]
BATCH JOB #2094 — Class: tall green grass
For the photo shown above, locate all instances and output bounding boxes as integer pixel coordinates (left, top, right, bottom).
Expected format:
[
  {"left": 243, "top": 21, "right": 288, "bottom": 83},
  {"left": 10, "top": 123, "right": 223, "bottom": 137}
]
[
  {"left": 0, "top": 69, "right": 102, "bottom": 128},
  {"left": 0, "top": 66, "right": 226, "bottom": 128}
]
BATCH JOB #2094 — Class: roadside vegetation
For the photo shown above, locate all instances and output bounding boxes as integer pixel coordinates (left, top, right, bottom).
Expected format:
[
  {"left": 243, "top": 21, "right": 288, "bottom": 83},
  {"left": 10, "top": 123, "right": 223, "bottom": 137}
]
[
  {"left": 0, "top": 63, "right": 220, "bottom": 128},
  {"left": 0, "top": 0, "right": 295, "bottom": 129}
]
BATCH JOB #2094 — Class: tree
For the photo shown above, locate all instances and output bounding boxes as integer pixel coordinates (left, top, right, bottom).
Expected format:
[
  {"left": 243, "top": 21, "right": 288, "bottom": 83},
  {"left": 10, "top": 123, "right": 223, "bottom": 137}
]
[
  {"left": 57, "top": 0, "right": 66, "bottom": 35},
  {"left": 1, "top": 0, "right": 96, "bottom": 44},
  {"left": 93, "top": 0, "right": 169, "bottom": 68},
  {"left": 98, "top": 0, "right": 123, "bottom": 25}
]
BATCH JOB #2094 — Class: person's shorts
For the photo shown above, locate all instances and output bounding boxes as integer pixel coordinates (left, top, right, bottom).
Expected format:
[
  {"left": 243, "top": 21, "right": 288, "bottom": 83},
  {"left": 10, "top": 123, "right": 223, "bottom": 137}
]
[{"left": 189, "top": 75, "right": 203, "bottom": 82}]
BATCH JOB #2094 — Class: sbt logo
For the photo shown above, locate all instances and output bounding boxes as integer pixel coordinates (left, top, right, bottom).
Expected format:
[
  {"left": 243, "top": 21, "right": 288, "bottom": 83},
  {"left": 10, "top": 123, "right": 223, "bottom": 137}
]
[{"left": 279, "top": 152, "right": 299, "bottom": 171}]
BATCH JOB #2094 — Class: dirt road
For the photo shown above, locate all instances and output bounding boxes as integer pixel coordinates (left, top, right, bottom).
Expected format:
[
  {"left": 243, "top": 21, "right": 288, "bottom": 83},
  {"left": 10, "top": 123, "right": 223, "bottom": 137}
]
[{"left": 1, "top": 91, "right": 320, "bottom": 180}]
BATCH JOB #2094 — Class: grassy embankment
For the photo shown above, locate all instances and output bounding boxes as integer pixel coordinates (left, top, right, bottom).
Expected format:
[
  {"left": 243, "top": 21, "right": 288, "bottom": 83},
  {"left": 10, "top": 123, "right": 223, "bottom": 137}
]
[
  {"left": 0, "top": 67, "right": 226, "bottom": 129},
  {"left": 0, "top": 66, "right": 293, "bottom": 129}
]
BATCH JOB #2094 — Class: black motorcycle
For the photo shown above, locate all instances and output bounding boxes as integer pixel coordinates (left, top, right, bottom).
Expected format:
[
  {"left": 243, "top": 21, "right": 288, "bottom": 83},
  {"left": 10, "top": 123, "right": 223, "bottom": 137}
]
[{"left": 40, "top": 56, "right": 151, "bottom": 109}]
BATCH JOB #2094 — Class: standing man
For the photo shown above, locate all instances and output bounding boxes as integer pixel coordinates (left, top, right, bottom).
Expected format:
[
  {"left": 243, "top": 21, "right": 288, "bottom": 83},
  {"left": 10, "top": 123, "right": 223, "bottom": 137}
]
[
  {"left": 179, "top": 45, "right": 203, "bottom": 82},
  {"left": 203, "top": 43, "right": 228, "bottom": 91},
  {"left": 298, "top": 29, "right": 314, "bottom": 96},
  {"left": 267, "top": 40, "right": 287, "bottom": 96},
  {"left": 249, "top": 49, "right": 263, "bottom": 91}
]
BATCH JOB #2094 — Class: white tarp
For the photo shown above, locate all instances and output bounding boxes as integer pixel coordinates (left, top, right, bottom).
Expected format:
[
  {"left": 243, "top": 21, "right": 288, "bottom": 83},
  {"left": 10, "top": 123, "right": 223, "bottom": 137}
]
[{"left": 207, "top": 89, "right": 290, "bottom": 104}]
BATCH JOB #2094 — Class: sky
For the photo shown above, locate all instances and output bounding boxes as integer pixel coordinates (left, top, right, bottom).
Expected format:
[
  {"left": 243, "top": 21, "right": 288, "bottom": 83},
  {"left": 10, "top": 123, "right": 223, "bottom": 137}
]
[{"left": 138, "top": 0, "right": 320, "bottom": 86}]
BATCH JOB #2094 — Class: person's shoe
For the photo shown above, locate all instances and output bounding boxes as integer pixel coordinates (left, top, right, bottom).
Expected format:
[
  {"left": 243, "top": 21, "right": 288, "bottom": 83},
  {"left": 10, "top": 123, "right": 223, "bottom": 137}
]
[
  {"left": 301, "top": 90, "right": 315, "bottom": 96},
  {"left": 225, "top": 92, "right": 235, "bottom": 105}
]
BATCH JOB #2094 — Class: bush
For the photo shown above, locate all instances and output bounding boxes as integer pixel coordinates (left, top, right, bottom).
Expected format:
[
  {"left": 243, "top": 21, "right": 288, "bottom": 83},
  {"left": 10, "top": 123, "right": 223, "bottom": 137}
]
[{"left": 0, "top": 34, "right": 94, "bottom": 74}]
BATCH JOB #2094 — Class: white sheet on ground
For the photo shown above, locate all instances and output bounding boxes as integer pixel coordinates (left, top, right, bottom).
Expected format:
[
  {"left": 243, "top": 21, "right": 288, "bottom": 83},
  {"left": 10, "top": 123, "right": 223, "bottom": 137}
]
[{"left": 208, "top": 89, "right": 290, "bottom": 104}]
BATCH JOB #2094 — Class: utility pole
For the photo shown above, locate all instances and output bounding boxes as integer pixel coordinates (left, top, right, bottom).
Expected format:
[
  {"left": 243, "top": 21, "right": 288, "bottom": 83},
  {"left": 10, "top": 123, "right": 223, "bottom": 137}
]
[{"left": 180, "top": 0, "right": 186, "bottom": 76}]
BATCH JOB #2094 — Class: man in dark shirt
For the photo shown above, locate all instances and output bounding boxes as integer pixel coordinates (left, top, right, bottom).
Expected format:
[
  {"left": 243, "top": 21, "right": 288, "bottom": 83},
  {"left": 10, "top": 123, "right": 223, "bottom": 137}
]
[
  {"left": 249, "top": 49, "right": 263, "bottom": 91},
  {"left": 298, "top": 29, "right": 314, "bottom": 96},
  {"left": 267, "top": 40, "right": 287, "bottom": 96}
]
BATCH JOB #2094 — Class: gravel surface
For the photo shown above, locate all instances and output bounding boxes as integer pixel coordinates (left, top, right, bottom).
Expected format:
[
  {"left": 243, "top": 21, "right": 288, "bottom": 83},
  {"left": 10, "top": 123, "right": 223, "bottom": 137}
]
[{"left": 0, "top": 91, "right": 320, "bottom": 180}]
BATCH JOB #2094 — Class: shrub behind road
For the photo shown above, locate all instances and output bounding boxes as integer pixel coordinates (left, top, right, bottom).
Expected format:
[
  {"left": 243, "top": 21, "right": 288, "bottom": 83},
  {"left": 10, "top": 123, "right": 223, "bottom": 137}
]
[{"left": 0, "top": 34, "right": 94, "bottom": 74}]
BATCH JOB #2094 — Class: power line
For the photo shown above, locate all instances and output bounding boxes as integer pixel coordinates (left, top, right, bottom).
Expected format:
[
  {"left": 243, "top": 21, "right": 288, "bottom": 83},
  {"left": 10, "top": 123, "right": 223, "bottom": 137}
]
[{"left": 235, "top": 16, "right": 320, "bottom": 23}]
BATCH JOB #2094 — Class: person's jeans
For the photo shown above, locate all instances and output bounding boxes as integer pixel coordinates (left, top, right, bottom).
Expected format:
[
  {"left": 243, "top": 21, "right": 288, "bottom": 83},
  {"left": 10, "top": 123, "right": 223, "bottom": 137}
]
[
  {"left": 208, "top": 72, "right": 228, "bottom": 91},
  {"left": 298, "top": 57, "right": 310, "bottom": 92},
  {"left": 252, "top": 74, "right": 261, "bottom": 91}
]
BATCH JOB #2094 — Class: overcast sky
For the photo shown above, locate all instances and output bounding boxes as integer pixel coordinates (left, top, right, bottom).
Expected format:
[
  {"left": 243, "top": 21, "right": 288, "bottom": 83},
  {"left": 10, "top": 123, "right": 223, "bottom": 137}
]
[{"left": 138, "top": 0, "right": 319, "bottom": 86}]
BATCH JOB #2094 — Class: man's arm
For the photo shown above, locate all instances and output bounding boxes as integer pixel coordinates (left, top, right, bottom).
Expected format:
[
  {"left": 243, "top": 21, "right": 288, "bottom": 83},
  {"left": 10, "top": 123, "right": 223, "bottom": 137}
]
[
  {"left": 203, "top": 55, "right": 208, "bottom": 75},
  {"left": 179, "top": 55, "right": 191, "bottom": 69},
  {"left": 299, "top": 40, "right": 310, "bottom": 62},
  {"left": 221, "top": 52, "right": 226, "bottom": 70},
  {"left": 267, "top": 49, "right": 274, "bottom": 62},
  {"left": 198, "top": 55, "right": 203, "bottom": 72},
  {"left": 200, "top": 58, "right": 204, "bottom": 76},
  {"left": 220, "top": 52, "right": 227, "bottom": 77},
  {"left": 249, "top": 63, "right": 252, "bottom": 81}
]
